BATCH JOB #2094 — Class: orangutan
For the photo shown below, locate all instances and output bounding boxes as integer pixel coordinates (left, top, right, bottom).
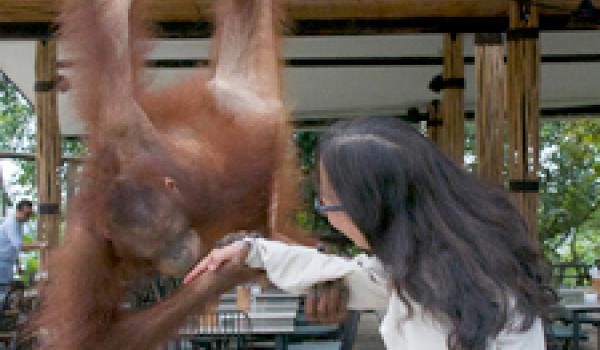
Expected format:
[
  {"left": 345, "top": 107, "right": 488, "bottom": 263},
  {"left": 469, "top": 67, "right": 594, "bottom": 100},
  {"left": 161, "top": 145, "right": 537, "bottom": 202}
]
[{"left": 33, "top": 0, "right": 306, "bottom": 348}]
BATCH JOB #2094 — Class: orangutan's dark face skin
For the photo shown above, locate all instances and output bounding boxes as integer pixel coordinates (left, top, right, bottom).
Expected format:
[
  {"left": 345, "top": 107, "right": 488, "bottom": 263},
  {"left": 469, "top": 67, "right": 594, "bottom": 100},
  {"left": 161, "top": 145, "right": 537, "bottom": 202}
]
[
  {"left": 109, "top": 177, "right": 204, "bottom": 277},
  {"left": 155, "top": 227, "right": 202, "bottom": 276}
]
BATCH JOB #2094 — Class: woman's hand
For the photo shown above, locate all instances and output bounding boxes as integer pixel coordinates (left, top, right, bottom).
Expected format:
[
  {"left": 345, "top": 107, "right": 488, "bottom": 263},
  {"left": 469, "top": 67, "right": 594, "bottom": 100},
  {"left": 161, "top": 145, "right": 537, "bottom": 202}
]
[
  {"left": 184, "top": 241, "right": 251, "bottom": 285},
  {"left": 187, "top": 258, "right": 262, "bottom": 299}
]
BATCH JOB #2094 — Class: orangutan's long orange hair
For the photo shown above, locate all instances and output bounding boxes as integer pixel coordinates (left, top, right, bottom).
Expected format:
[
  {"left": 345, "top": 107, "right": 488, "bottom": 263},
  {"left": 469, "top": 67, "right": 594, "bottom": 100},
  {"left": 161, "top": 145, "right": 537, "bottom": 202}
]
[{"left": 33, "top": 1, "right": 310, "bottom": 348}]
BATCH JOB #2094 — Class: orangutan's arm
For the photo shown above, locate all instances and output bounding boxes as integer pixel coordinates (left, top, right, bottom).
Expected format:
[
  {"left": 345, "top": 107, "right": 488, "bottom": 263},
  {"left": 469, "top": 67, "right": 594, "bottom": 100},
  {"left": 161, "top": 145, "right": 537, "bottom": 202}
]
[
  {"left": 102, "top": 261, "right": 261, "bottom": 350},
  {"left": 209, "top": 0, "right": 282, "bottom": 115}
]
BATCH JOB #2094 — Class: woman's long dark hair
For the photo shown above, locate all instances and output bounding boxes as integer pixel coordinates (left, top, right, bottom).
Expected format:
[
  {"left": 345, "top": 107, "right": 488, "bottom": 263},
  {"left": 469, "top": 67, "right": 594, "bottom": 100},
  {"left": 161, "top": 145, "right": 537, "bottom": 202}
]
[{"left": 318, "top": 117, "right": 551, "bottom": 350}]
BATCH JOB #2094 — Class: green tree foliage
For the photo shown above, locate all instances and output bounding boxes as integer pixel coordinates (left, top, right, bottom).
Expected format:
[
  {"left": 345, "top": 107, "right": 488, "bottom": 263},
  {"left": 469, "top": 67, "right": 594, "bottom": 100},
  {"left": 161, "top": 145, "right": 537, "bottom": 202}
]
[
  {"left": 1, "top": 72, "right": 87, "bottom": 198},
  {"left": 0, "top": 72, "right": 34, "bottom": 152},
  {"left": 539, "top": 120, "right": 600, "bottom": 263},
  {"left": 0, "top": 71, "right": 36, "bottom": 199},
  {"left": 294, "top": 132, "right": 334, "bottom": 234},
  {"left": 1, "top": 71, "right": 87, "bottom": 284},
  {"left": 466, "top": 118, "right": 600, "bottom": 263}
]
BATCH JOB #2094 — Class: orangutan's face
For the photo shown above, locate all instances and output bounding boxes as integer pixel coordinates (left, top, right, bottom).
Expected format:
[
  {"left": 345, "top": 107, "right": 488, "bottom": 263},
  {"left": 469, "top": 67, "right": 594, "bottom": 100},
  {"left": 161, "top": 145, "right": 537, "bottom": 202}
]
[
  {"left": 154, "top": 223, "right": 203, "bottom": 277},
  {"left": 108, "top": 177, "right": 205, "bottom": 277}
]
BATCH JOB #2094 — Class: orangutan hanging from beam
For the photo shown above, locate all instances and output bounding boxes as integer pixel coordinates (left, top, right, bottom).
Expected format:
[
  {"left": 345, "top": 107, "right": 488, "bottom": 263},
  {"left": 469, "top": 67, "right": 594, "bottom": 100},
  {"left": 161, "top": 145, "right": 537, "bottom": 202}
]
[{"left": 33, "top": 0, "right": 307, "bottom": 349}]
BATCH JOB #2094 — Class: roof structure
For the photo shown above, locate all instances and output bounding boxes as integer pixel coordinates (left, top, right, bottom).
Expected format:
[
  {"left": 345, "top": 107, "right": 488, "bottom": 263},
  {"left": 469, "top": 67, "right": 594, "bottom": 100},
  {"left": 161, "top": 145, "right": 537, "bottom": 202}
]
[
  {"left": 0, "top": 1, "right": 599, "bottom": 135},
  {"left": 0, "top": 0, "right": 588, "bottom": 21},
  {"left": 1, "top": 0, "right": 600, "bottom": 37}
]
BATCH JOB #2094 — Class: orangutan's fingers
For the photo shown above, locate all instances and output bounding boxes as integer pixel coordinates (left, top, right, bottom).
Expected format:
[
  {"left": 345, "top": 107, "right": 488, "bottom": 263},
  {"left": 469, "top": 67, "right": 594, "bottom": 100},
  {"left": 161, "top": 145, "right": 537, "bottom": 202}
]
[
  {"left": 337, "top": 281, "right": 350, "bottom": 322},
  {"left": 317, "top": 283, "right": 332, "bottom": 321},
  {"left": 325, "top": 282, "right": 342, "bottom": 323},
  {"left": 328, "top": 279, "right": 347, "bottom": 323},
  {"left": 330, "top": 280, "right": 349, "bottom": 324},
  {"left": 215, "top": 231, "right": 247, "bottom": 248},
  {"left": 304, "top": 286, "right": 318, "bottom": 322},
  {"left": 304, "top": 280, "right": 349, "bottom": 324}
]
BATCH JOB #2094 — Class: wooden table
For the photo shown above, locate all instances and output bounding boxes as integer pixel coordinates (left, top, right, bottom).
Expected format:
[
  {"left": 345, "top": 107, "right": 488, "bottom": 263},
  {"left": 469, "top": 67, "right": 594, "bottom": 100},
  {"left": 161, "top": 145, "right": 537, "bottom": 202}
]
[{"left": 559, "top": 288, "right": 600, "bottom": 350}]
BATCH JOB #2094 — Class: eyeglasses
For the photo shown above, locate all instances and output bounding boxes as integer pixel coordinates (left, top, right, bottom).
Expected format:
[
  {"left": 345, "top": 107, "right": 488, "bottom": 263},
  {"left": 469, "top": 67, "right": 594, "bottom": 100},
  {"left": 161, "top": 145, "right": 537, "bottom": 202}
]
[{"left": 314, "top": 197, "right": 344, "bottom": 215}]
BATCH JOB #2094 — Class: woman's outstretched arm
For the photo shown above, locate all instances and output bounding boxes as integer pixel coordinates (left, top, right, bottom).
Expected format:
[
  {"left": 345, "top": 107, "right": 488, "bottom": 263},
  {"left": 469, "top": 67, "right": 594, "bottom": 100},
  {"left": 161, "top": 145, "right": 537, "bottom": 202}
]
[{"left": 186, "top": 237, "right": 389, "bottom": 310}]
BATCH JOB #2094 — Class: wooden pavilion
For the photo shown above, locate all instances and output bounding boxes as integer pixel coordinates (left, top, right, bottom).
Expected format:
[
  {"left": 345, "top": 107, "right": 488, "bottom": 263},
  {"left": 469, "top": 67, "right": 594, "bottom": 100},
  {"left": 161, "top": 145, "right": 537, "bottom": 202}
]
[{"left": 1, "top": 0, "right": 600, "bottom": 270}]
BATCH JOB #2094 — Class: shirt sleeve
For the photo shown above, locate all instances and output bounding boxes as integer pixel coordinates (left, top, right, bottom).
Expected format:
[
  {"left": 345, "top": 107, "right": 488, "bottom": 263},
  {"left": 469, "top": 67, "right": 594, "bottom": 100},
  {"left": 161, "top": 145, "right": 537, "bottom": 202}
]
[
  {"left": 244, "top": 238, "right": 389, "bottom": 310},
  {"left": 5, "top": 215, "right": 22, "bottom": 250}
]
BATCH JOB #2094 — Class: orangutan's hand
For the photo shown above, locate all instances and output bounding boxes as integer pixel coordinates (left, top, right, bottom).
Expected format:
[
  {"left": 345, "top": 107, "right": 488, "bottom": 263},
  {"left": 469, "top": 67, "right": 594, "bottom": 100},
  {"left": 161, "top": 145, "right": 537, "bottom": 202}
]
[
  {"left": 305, "top": 279, "right": 349, "bottom": 324},
  {"left": 214, "top": 232, "right": 262, "bottom": 248}
]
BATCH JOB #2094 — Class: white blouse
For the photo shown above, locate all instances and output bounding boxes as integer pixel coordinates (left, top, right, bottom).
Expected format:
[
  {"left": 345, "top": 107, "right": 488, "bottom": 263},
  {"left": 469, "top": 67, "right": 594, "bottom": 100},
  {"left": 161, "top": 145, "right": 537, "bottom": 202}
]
[{"left": 243, "top": 238, "right": 545, "bottom": 350}]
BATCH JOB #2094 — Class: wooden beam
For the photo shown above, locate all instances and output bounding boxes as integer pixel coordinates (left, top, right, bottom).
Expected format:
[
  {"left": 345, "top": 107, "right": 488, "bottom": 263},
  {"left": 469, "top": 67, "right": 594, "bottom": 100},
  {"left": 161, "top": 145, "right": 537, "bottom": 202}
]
[
  {"left": 475, "top": 33, "right": 505, "bottom": 186},
  {"left": 35, "top": 39, "right": 61, "bottom": 270},
  {"left": 0, "top": 0, "right": 593, "bottom": 23},
  {"left": 441, "top": 33, "right": 465, "bottom": 165},
  {"left": 506, "top": 1, "right": 541, "bottom": 239},
  {"left": 280, "top": 0, "right": 594, "bottom": 19},
  {"left": 0, "top": 152, "right": 84, "bottom": 162},
  {"left": 53, "top": 53, "right": 600, "bottom": 70},
  {"left": 1, "top": 15, "right": 596, "bottom": 39}
]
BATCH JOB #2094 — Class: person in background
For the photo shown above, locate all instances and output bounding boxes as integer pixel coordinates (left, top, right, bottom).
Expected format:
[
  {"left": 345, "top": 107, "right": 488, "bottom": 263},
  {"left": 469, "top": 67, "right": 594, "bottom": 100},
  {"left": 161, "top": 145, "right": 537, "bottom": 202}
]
[{"left": 0, "top": 200, "right": 46, "bottom": 292}]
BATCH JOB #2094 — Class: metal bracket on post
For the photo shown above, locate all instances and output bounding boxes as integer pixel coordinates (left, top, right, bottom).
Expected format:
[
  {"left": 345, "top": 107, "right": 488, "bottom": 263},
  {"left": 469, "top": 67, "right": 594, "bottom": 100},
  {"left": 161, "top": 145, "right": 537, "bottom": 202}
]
[
  {"left": 508, "top": 180, "right": 540, "bottom": 193},
  {"left": 428, "top": 74, "right": 465, "bottom": 93},
  {"left": 34, "top": 80, "right": 56, "bottom": 92},
  {"left": 506, "top": 27, "right": 539, "bottom": 41},
  {"left": 38, "top": 203, "right": 59, "bottom": 215}
]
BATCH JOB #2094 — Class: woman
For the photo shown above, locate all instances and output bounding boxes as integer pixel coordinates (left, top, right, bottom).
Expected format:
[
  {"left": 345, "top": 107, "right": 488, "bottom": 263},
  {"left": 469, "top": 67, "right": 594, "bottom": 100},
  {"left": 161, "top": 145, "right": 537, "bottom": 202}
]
[{"left": 185, "top": 117, "right": 551, "bottom": 350}]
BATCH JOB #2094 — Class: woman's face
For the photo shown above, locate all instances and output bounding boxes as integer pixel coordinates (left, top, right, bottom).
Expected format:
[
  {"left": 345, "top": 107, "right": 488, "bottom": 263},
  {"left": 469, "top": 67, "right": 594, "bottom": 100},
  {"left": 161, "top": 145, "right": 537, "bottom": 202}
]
[{"left": 319, "top": 162, "right": 371, "bottom": 250}]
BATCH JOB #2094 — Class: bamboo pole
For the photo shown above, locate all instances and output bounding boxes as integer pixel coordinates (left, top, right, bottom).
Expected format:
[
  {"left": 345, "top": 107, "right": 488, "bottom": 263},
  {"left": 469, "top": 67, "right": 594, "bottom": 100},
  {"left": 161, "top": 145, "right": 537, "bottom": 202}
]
[
  {"left": 506, "top": 1, "right": 540, "bottom": 239},
  {"left": 441, "top": 33, "right": 465, "bottom": 165},
  {"left": 35, "top": 39, "right": 61, "bottom": 270},
  {"left": 475, "top": 33, "right": 505, "bottom": 186}
]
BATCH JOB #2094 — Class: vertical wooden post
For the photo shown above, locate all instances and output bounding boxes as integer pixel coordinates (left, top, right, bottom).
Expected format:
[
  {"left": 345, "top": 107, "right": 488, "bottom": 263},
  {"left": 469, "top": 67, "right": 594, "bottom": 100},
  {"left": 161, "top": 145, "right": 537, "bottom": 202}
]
[
  {"left": 441, "top": 33, "right": 465, "bottom": 165},
  {"left": 475, "top": 33, "right": 505, "bottom": 186},
  {"left": 506, "top": 1, "right": 540, "bottom": 238},
  {"left": 35, "top": 40, "right": 61, "bottom": 270},
  {"left": 427, "top": 100, "right": 443, "bottom": 145}
]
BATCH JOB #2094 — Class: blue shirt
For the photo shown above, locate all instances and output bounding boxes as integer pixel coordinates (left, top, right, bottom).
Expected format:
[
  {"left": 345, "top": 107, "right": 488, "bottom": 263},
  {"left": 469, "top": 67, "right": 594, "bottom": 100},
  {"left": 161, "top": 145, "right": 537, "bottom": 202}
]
[{"left": 0, "top": 212, "right": 24, "bottom": 262}]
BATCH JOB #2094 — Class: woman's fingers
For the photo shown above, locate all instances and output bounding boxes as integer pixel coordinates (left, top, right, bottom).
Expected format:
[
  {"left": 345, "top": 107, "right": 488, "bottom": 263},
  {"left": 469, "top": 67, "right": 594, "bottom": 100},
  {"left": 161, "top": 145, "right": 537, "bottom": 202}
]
[
  {"left": 184, "top": 251, "right": 220, "bottom": 284},
  {"left": 183, "top": 256, "right": 210, "bottom": 284},
  {"left": 208, "top": 244, "right": 246, "bottom": 270},
  {"left": 184, "top": 244, "right": 246, "bottom": 284}
]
